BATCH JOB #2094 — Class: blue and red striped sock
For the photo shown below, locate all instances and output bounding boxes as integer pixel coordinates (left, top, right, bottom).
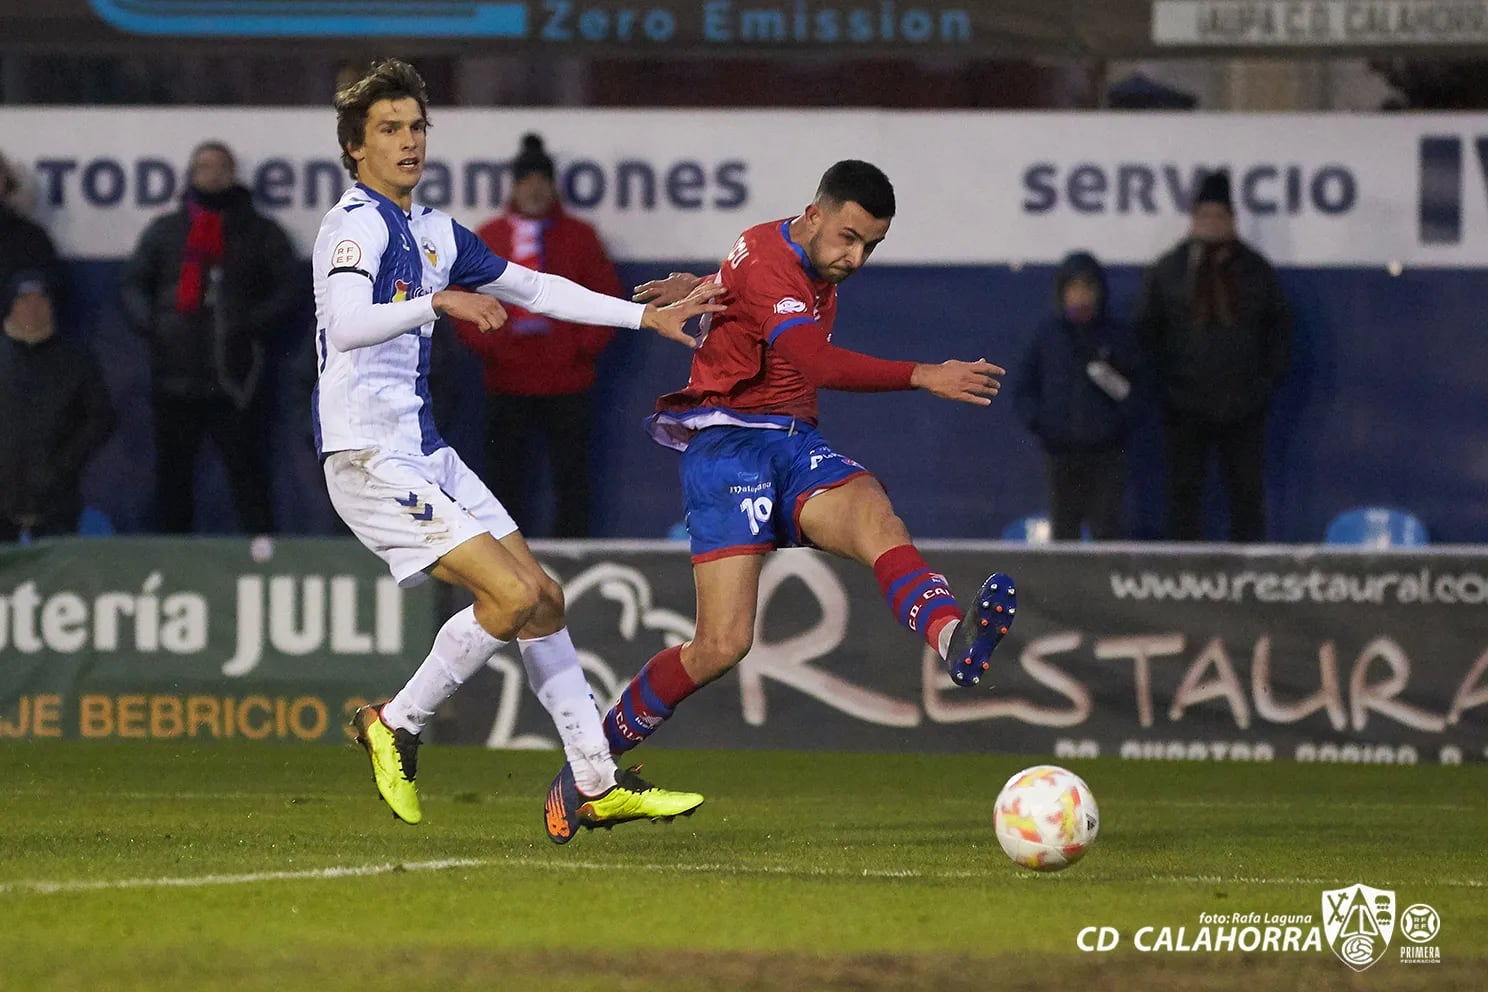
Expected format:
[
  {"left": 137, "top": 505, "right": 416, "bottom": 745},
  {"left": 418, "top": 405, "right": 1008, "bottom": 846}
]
[
  {"left": 603, "top": 644, "right": 698, "bottom": 755},
  {"left": 874, "top": 544, "right": 963, "bottom": 658}
]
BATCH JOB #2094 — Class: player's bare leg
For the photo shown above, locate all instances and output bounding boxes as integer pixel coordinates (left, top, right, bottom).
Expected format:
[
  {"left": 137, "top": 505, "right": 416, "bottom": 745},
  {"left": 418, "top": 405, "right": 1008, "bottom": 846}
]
[
  {"left": 499, "top": 530, "right": 567, "bottom": 637},
  {"left": 602, "top": 553, "right": 765, "bottom": 755},
  {"left": 797, "top": 476, "right": 1015, "bottom": 687},
  {"left": 430, "top": 532, "right": 541, "bottom": 635},
  {"left": 682, "top": 553, "right": 767, "bottom": 685},
  {"left": 794, "top": 475, "right": 910, "bottom": 567}
]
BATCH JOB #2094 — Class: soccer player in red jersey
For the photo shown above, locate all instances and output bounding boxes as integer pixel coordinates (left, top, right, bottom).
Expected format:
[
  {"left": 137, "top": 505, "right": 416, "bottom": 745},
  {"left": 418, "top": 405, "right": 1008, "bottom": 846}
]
[{"left": 591, "top": 160, "right": 1019, "bottom": 760}]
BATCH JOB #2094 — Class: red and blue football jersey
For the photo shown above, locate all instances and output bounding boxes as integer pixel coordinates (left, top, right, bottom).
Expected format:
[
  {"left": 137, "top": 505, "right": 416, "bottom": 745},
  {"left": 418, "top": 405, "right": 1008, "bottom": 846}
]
[{"left": 647, "top": 219, "right": 838, "bottom": 450}]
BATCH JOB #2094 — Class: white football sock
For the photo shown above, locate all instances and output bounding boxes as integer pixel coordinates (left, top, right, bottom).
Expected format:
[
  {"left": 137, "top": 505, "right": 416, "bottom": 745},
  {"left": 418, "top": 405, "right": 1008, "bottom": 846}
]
[
  {"left": 383, "top": 606, "right": 505, "bottom": 735},
  {"left": 937, "top": 618, "right": 960, "bottom": 660},
  {"left": 519, "top": 628, "right": 618, "bottom": 796}
]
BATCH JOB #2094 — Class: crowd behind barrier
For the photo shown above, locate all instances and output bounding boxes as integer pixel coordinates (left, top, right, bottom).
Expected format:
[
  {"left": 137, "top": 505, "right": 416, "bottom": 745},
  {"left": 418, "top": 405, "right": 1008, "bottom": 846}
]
[{"left": 2, "top": 117, "right": 1482, "bottom": 545}]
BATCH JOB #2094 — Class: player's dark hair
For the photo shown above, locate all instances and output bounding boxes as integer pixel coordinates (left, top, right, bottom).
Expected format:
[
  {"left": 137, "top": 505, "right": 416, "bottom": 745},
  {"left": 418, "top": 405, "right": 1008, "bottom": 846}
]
[
  {"left": 334, "top": 59, "right": 431, "bottom": 179},
  {"left": 814, "top": 160, "right": 895, "bottom": 220}
]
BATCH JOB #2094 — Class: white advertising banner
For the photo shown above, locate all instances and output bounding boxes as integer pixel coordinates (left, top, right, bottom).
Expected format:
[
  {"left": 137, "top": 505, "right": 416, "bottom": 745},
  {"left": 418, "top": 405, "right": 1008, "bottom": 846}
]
[
  {"left": 1152, "top": 0, "right": 1488, "bottom": 46},
  {"left": 2, "top": 107, "right": 1485, "bottom": 268}
]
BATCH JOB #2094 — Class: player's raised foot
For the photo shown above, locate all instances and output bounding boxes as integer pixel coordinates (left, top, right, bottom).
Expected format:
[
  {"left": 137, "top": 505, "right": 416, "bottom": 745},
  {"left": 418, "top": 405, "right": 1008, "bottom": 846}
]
[
  {"left": 350, "top": 703, "right": 423, "bottom": 824},
  {"left": 544, "top": 762, "right": 704, "bottom": 844},
  {"left": 945, "top": 572, "right": 1016, "bottom": 688}
]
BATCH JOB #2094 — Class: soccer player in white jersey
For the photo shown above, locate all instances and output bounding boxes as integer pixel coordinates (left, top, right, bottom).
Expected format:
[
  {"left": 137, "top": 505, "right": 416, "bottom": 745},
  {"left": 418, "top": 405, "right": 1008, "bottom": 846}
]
[{"left": 314, "top": 60, "right": 722, "bottom": 843}]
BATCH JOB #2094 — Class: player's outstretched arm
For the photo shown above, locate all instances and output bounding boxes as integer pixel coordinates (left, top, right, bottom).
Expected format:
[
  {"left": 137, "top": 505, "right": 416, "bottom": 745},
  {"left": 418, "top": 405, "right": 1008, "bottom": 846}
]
[
  {"left": 478, "top": 263, "right": 721, "bottom": 348},
  {"left": 765, "top": 307, "right": 1003, "bottom": 404},
  {"left": 909, "top": 359, "right": 1005, "bottom": 406},
  {"left": 633, "top": 271, "right": 705, "bottom": 306}
]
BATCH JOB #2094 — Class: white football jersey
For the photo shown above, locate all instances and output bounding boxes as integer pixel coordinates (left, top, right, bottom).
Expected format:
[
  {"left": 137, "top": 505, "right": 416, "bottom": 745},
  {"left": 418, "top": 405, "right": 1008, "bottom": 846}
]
[{"left": 311, "top": 183, "right": 506, "bottom": 456}]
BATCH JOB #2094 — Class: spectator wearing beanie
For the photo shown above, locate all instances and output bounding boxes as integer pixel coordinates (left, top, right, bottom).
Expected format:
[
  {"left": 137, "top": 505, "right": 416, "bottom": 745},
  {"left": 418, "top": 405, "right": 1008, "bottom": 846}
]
[
  {"left": 0, "top": 271, "right": 115, "bottom": 541},
  {"left": 1132, "top": 169, "right": 1293, "bottom": 542},
  {"left": 453, "top": 132, "right": 622, "bottom": 538}
]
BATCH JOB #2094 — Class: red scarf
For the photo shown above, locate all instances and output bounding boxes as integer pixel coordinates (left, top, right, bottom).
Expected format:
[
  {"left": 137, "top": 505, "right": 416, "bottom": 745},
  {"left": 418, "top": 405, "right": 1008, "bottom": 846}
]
[
  {"left": 1193, "top": 241, "right": 1238, "bottom": 328},
  {"left": 506, "top": 216, "right": 554, "bottom": 335},
  {"left": 175, "top": 201, "right": 225, "bottom": 313}
]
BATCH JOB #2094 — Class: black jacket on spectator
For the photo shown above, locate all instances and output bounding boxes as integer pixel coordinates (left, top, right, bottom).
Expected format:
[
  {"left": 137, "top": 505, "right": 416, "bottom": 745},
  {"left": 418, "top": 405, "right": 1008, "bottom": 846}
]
[
  {"left": 0, "top": 203, "right": 63, "bottom": 300},
  {"left": 119, "top": 185, "right": 297, "bottom": 403},
  {"left": 1132, "top": 238, "right": 1292, "bottom": 424},
  {"left": 1012, "top": 252, "right": 1142, "bottom": 453},
  {"left": 0, "top": 333, "right": 115, "bottom": 532}
]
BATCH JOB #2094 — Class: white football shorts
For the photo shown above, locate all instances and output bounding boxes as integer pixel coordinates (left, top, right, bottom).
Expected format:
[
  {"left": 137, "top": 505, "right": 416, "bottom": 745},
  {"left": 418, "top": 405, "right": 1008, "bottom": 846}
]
[{"left": 322, "top": 446, "right": 518, "bottom": 588}]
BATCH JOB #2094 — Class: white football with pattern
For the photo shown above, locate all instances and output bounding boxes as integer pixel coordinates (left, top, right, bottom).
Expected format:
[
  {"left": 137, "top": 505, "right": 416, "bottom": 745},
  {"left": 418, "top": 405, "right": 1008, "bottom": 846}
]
[{"left": 993, "top": 765, "right": 1099, "bottom": 872}]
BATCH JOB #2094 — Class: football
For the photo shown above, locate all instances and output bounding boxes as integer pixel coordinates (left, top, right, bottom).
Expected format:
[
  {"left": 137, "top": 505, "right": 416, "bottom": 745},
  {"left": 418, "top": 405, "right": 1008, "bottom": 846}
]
[{"left": 993, "top": 765, "right": 1100, "bottom": 872}]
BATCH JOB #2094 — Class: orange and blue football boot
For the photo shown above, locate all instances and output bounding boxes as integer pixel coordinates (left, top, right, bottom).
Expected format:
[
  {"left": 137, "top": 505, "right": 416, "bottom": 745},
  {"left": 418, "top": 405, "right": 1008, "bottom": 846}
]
[
  {"left": 544, "top": 762, "right": 704, "bottom": 845},
  {"left": 945, "top": 572, "right": 1016, "bottom": 687}
]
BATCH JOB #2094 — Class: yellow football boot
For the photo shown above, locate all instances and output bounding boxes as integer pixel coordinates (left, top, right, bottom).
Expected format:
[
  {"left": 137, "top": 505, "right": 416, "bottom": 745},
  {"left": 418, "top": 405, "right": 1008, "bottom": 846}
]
[
  {"left": 544, "top": 763, "right": 703, "bottom": 844},
  {"left": 351, "top": 704, "right": 423, "bottom": 825}
]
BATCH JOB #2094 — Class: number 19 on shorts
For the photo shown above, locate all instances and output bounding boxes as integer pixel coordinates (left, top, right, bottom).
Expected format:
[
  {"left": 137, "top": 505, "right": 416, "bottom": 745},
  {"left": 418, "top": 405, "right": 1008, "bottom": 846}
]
[{"left": 739, "top": 496, "right": 774, "bottom": 536}]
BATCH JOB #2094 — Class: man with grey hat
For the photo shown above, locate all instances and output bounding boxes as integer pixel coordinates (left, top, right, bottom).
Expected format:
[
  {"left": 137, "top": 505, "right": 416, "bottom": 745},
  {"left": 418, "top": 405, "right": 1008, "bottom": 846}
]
[
  {"left": 1132, "top": 169, "right": 1292, "bottom": 542},
  {"left": 0, "top": 271, "right": 115, "bottom": 541}
]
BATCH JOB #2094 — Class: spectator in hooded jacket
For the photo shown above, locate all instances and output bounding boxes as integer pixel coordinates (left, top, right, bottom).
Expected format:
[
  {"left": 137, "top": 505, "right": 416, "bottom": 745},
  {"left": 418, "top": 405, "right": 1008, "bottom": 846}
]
[
  {"left": 453, "top": 133, "right": 621, "bottom": 538},
  {"left": 1012, "top": 251, "right": 1142, "bottom": 541},
  {"left": 1132, "top": 170, "right": 1292, "bottom": 542},
  {"left": 120, "top": 141, "right": 298, "bottom": 534},
  {"left": 0, "top": 271, "right": 115, "bottom": 542}
]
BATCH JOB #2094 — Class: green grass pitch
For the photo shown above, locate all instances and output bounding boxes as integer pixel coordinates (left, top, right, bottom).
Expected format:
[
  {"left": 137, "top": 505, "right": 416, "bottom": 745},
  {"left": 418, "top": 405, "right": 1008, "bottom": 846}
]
[{"left": 4, "top": 741, "right": 1485, "bottom": 991}]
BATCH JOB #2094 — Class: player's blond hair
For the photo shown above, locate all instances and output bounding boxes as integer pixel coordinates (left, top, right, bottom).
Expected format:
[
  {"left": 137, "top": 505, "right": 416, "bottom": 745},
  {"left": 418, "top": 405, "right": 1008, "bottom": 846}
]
[{"left": 333, "top": 59, "right": 431, "bottom": 180}]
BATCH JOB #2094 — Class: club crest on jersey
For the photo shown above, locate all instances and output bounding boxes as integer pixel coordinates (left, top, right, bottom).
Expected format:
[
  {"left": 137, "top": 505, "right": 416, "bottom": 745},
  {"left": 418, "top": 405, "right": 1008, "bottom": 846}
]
[
  {"left": 773, "top": 297, "right": 807, "bottom": 315},
  {"left": 421, "top": 237, "right": 437, "bottom": 266}
]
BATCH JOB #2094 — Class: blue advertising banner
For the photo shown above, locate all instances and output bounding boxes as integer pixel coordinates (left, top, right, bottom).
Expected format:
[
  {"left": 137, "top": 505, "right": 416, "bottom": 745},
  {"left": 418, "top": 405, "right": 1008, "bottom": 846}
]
[
  {"left": 17, "top": 0, "right": 1052, "bottom": 52},
  {"left": 9, "top": 1, "right": 1474, "bottom": 54}
]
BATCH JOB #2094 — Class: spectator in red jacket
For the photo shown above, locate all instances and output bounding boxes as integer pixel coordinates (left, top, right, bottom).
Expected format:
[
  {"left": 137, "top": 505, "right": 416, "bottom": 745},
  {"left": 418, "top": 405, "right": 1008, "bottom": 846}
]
[{"left": 454, "top": 133, "right": 619, "bottom": 537}]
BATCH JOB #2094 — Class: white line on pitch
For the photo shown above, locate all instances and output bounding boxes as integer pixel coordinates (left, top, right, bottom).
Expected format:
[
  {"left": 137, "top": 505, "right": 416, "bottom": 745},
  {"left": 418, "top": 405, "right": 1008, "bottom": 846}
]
[
  {"left": 1134, "top": 799, "right": 1477, "bottom": 811},
  {"left": 0, "top": 858, "right": 488, "bottom": 895},
  {"left": 11, "top": 789, "right": 1480, "bottom": 814},
  {"left": 0, "top": 857, "right": 968, "bottom": 895},
  {"left": 5, "top": 855, "right": 1484, "bottom": 897},
  {"left": 1156, "top": 874, "right": 1486, "bottom": 889},
  {"left": 5, "top": 789, "right": 531, "bottom": 803}
]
